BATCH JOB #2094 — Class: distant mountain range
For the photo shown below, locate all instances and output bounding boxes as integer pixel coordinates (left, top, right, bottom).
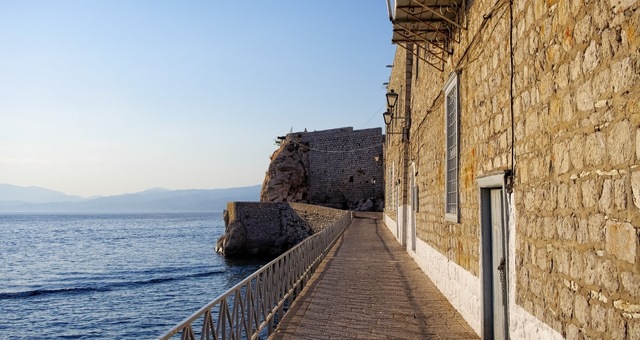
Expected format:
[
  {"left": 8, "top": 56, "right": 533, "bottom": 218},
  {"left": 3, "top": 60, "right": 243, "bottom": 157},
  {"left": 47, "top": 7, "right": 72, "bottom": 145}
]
[{"left": 0, "top": 184, "right": 261, "bottom": 213}]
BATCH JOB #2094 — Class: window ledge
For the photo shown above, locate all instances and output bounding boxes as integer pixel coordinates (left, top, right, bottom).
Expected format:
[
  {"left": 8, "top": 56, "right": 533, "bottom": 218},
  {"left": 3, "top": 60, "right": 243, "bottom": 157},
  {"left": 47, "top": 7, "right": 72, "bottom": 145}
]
[{"left": 445, "top": 213, "right": 459, "bottom": 223}]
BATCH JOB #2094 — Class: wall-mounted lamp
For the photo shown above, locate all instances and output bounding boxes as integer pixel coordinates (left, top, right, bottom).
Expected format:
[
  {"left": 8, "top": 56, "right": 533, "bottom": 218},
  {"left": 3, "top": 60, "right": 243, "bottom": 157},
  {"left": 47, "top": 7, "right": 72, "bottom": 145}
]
[
  {"left": 383, "top": 111, "right": 392, "bottom": 125},
  {"left": 383, "top": 89, "right": 405, "bottom": 139},
  {"left": 374, "top": 154, "right": 381, "bottom": 162},
  {"left": 386, "top": 89, "right": 399, "bottom": 111},
  {"left": 383, "top": 89, "right": 403, "bottom": 127}
]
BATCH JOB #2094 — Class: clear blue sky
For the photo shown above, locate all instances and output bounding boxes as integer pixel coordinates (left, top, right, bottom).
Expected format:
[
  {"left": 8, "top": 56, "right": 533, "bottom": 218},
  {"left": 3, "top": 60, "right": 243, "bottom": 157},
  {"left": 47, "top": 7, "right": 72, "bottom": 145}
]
[{"left": 0, "top": 1, "right": 396, "bottom": 197}]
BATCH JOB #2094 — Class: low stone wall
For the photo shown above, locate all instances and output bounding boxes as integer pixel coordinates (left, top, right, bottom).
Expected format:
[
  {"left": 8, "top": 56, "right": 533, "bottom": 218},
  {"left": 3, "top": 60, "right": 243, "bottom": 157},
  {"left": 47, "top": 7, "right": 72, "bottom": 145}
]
[{"left": 216, "top": 202, "right": 350, "bottom": 258}]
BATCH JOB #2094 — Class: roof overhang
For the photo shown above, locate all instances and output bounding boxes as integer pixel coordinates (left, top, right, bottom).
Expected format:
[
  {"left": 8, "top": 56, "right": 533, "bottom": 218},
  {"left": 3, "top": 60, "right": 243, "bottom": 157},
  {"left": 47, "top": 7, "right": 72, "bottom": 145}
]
[{"left": 387, "top": 0, "right": 465, "bottom": 71}]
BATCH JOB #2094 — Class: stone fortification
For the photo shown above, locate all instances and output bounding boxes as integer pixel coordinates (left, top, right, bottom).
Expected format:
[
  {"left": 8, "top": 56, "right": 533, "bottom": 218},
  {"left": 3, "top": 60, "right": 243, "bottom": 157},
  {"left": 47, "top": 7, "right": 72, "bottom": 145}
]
[
  {"left": 261, "top": 127, "right": 385, "bottom": 211},
  {"left": 218, "top": 127, "right": 382, "bottom": 259},
  {"left": 216, "top": 202, "right": 349, "bottom": 258}
]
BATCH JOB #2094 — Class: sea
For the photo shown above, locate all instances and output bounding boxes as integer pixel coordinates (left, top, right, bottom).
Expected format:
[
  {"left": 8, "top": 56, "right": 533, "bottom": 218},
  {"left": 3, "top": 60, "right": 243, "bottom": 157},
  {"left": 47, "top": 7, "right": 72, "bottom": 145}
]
[{"left": 0, "top": 213, "right": 266, "bottom": 339}]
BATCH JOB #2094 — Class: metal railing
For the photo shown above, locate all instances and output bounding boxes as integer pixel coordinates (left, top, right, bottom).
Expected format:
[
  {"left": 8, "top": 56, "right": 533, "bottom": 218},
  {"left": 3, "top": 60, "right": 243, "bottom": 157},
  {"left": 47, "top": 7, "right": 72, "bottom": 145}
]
[{"left": 158, "top": 212, "right": 352, "bottom": 340}]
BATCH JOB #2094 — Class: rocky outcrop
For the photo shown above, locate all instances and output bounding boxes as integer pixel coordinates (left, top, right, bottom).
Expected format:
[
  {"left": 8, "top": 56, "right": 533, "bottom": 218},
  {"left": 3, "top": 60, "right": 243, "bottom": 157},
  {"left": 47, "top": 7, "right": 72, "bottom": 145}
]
[
  {"left": 260, "top": 128, "right": 385, "bottom": 211},
  {"left": 353, "top": 197, "right": 385, "bottom": 212},
  {"left": 260, "top": 140, "right": 309, "bottom": 203},
  {"left": 218, "top": 127, "right": 384, "bottom": 259},
  {"left": 216, "top": 202, "right": 349, "bottom": 258}
]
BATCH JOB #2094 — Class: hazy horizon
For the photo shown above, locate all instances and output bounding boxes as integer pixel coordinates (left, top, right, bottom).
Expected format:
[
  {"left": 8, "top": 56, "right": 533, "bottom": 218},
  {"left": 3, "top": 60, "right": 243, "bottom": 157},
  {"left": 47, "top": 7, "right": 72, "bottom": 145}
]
[
  {"left": 0, "top": 182, "right": 263, "bottom": 199},
  {"left": 0, "top": 182, "right": 262, "bottom": 213},
  {"left": 1, "top": 2, "right": 395, "bottom": 197}
]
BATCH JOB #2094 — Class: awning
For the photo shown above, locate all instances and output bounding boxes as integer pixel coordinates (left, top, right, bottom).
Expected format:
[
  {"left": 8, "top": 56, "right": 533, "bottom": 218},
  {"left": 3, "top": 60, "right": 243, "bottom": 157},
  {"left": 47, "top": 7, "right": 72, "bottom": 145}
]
[{"left": 388, "top": 0, "right": 465, "bottom": 71}]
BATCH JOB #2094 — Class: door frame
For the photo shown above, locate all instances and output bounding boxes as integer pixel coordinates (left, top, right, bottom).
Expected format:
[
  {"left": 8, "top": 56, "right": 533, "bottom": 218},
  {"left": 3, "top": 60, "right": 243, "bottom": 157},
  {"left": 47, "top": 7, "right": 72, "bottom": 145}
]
[
  {"left": 410, "top": 162, "right": 417, "bottom": 251},
  {"left": 391, "top": 162, "right": 399, "bottom": 239},
  {"left": 478, "top": 173, "right": 510, "bottom": 339}
]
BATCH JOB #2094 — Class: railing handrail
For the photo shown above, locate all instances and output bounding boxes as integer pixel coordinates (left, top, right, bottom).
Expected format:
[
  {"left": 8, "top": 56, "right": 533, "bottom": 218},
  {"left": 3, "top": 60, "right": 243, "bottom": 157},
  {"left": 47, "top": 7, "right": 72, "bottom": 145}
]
[{"left": 157, "top": 211, "right": 352, "bottom": 340}]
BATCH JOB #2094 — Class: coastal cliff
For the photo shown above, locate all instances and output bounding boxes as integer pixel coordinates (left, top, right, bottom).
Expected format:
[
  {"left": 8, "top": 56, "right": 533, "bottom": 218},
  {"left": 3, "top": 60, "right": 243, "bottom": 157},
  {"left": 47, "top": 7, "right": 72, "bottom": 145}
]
[
  {"left": 260, "top": 138, "right": 309, "bottom": 203},
  {"left": 217, "top": 127, "right": 384, "bottom": 258}
]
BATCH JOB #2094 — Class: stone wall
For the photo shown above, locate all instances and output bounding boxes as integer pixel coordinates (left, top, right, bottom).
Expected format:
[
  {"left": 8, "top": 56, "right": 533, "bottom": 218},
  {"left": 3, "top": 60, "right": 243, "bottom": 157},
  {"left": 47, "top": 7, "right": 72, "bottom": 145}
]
[
  {"left": 384, "top": 0, "right": 639, "bottom": 338},
  {"left": 262, "top": 127, "right": 385, "bottom": 210},
  {"left": 513, "top": 1, "right": 640, "bottom": 338},
  {"left": 216, "top": 202, "right": 350, "bottom": 258}
]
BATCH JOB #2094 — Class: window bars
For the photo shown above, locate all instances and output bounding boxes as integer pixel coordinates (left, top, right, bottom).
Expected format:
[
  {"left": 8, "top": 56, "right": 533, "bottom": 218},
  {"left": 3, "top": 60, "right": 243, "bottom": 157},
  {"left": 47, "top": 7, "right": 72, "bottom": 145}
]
[{"left": 444, "top": 72, "right": 459, "bottom": 222}]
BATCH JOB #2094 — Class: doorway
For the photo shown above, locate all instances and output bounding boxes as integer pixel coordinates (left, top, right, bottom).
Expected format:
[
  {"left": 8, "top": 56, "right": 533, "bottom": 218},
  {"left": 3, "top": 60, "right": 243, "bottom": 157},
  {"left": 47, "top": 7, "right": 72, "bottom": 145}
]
[
  {"left": 410, "top": 163, "right": 417, "bottom": 251},
  {"left": 479, "top": 175, "right": 509, "bottom": 340}
]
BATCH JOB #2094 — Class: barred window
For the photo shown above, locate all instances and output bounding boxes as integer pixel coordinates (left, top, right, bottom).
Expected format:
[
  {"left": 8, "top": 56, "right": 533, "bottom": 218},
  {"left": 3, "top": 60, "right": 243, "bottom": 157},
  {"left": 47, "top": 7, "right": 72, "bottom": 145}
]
[{"left": 444, "top": 73, "right": 459, "bottom": 222}]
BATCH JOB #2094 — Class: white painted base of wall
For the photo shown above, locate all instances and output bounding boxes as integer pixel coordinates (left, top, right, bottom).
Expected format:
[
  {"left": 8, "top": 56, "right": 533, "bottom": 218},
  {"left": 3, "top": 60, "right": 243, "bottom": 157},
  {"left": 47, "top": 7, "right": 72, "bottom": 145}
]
[
  {"left": 384, "top": 214, "right": 398, "bottom": 239},
  {"left": 509, "top": 304, "right": 563, "bottom": 339},
  {"left": 383, "top": 202, "right": 563, "bottom": 339},
  {"left": 409, "top": 236, "right": 483, "bottom": 335},
  {"left": 384, "top": 212, "right": 481, "bottom": 334},
  {"left": 384, "top": 205, "right": 406, "bottom": 245}
]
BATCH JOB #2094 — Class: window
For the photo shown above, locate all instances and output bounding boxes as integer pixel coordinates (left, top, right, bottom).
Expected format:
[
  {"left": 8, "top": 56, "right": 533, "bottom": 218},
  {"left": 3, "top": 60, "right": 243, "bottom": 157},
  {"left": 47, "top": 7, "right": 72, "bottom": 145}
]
[{"left": 444, "top": 72, "right": 459, "bottom": 222}]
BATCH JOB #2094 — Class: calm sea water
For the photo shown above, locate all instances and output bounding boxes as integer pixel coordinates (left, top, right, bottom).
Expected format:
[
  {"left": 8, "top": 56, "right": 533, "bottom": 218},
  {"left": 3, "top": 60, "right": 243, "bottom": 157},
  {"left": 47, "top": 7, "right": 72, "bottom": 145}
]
[{"left": 0, "top": 213, "right": 264, "bottom": 339}]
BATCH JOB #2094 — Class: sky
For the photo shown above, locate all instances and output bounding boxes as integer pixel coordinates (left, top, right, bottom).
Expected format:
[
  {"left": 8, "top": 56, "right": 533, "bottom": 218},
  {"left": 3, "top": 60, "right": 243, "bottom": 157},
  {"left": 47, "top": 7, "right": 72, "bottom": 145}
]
[{"left": 0, "top": 1, "right": 396, "bottom": 197}]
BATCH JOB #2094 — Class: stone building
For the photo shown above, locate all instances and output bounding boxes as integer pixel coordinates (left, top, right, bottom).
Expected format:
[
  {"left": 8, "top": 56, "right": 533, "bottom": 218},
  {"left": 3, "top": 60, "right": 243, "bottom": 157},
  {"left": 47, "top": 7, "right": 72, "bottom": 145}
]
[
  {"left": 382, "top": 0, "right": 639, "bottom": 339},
  {"left": 261, "top": 127, "right": 385, "bottom": 210}
]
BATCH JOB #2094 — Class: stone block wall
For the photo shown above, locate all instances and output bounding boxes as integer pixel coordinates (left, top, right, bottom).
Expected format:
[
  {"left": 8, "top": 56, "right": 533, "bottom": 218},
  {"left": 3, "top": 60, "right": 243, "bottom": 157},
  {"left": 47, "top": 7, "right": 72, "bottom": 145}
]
[
  {"left": 384, "top": 0, "right": 639, "bottom": 338},
  {"left": 513, "top": 1, "right": 640, "bottom": 338},
  {"left": 289, "top": 127, "right": 385, "bottom": 209},
  {"left": 216, "top": 201, "right": 350, "bottom": 258}
]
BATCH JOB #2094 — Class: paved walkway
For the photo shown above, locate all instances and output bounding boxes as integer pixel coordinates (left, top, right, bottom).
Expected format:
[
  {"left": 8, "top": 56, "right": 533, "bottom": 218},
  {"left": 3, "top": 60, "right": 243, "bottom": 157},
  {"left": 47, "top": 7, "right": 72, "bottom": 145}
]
[{"left": 270, "top": 213, "right": 479, "bottom": 339}]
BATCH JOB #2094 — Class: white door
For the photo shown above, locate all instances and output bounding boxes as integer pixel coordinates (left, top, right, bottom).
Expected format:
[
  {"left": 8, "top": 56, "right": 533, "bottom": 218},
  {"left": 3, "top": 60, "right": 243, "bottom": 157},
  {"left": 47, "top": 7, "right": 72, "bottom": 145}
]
[
  {"left": 490, "top": 188, "right": 507, "bottom": 340},
  {"left": 410, "top": 170, "right": 416, "bottom": 251},
  {"left": 395, "top": 185, "right": 400, "bottom": 239}
]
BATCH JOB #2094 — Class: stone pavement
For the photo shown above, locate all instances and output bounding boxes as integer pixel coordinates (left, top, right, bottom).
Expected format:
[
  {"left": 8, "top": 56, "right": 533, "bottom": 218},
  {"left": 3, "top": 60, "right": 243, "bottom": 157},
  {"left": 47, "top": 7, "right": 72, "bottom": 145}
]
[{"left": 270, "top": 213, "right": 479, "bottom": 340}]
